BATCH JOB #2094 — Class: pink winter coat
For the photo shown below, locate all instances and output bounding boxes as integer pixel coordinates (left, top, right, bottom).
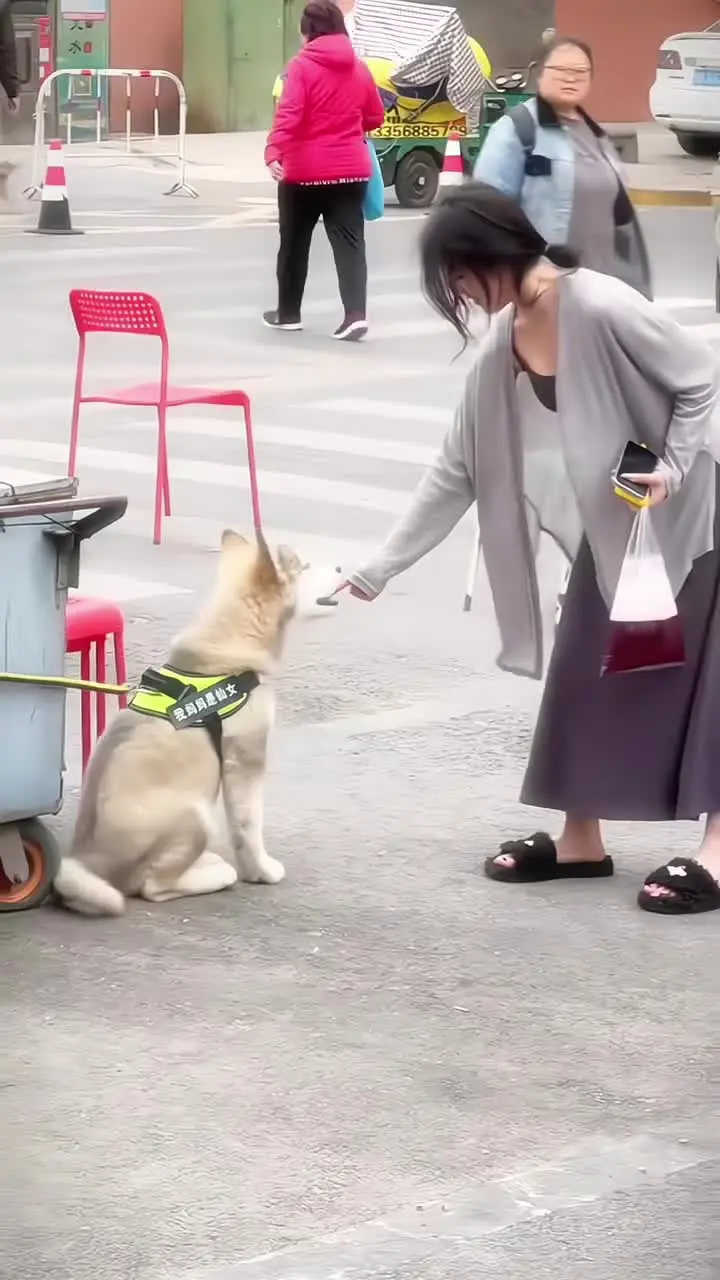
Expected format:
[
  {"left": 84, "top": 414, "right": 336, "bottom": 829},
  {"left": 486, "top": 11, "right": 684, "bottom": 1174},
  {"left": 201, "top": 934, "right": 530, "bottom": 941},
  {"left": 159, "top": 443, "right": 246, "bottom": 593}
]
[{"left": 265, "top": 34, "right": 385, "bottom": 185}]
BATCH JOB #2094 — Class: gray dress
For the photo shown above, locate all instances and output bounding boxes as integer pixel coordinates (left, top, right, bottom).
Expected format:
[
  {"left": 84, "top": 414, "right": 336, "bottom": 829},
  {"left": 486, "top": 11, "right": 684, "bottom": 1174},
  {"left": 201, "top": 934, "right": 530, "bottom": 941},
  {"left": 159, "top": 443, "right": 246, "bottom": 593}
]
[
  {"left": 520, "top": 370, "right": 720, "bottom": 822},
  {"left": 565, "top": 116, "right": 622, "bottom": 279}
]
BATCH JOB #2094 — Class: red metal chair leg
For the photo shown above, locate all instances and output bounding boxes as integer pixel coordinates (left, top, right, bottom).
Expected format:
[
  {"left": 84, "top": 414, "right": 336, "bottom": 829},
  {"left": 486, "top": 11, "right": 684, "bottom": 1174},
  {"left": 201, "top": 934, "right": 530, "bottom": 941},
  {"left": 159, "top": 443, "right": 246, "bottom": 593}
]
[
  {"left": 114, "top": 627, "right": 128, "bottom": 709},
  {"left": 68, "top": 402, "right": 81, "bottom": 478},
  {"left": 157, "top": 402, "right": 171, "bottom": 521},
  {"left": 243, "top": 399, "right": 262, "bottom": 533},
  {"left": 95, "top": 637, "right": 107, "bottom": 739},
  {"left": 68, "top": 337, "right": 85, "bottom": 477},
  {"left": 153, "top": 459, "right": 164, "bottom": 545},
  {"left": 79, "top": 644, "right": 92, "bottom": 775}
]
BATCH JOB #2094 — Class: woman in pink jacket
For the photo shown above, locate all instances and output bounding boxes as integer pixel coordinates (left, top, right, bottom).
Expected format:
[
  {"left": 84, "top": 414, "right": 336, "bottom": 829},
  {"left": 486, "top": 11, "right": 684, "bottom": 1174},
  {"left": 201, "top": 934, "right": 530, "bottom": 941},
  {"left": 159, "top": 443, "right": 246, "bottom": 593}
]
[{"left": 264, "top": 0, "right": 385, "bottom": 341}]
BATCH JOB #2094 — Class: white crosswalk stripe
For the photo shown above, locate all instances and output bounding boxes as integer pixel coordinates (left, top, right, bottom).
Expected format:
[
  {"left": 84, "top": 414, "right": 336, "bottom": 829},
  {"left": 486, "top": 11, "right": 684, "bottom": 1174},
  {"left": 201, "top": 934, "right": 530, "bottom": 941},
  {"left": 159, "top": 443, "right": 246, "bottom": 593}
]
[
  {"left": 311, "top": 398, "right": 448, "bottom": 425},
  {"left": 0, "top": 438, "right": 414, "bottom": 515},
  {"left": 2, "top": 297, "right": 719, "bottom": 610},
  {"left": 117, "top": 417, "right": 439, "bottom": 465},
  {"left": 0, "top": 423, "right": 449, "bottom": 607}
]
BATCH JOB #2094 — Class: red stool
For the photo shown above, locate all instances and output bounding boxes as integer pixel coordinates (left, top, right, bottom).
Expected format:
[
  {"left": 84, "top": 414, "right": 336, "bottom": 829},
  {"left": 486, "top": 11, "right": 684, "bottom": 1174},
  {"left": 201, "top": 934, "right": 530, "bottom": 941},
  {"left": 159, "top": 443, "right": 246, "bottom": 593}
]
[{"left": 65, "top": 596, "right": 128, "bottom": 774}]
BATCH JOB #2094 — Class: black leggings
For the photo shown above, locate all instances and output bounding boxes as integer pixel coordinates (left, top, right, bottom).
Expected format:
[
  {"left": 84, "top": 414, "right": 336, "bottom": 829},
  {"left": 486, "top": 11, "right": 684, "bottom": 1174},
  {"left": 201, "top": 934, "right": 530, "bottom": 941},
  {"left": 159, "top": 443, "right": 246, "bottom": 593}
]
[{"left": 276, "top": 180, "right": 368, "bottom": 320}]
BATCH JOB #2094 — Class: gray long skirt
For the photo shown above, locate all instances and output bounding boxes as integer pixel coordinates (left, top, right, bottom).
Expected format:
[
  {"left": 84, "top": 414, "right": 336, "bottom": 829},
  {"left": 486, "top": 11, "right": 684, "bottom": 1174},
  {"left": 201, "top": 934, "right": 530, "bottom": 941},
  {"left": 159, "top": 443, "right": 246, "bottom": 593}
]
[{"left": 521, "top": 490, "right": 720, "bottom": 822}]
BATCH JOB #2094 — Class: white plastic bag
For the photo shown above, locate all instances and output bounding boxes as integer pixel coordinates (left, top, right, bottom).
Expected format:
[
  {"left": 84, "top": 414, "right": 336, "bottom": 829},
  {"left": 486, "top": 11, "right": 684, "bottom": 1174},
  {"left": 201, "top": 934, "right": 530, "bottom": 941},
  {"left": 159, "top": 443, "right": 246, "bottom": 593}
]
[
  {"left": 610, "top": 507, "right": 677, "bottom": 623},
  {"left": 603, "top": 507, "right": 685, "bottom": 675}
]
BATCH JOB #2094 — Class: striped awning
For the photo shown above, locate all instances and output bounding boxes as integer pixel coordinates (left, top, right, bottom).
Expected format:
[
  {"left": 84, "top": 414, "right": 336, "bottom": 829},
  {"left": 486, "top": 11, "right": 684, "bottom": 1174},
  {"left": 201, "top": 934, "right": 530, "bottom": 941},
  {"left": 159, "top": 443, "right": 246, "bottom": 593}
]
[{"left": 352, "top": 0, "right": 487, "bottom": 128}]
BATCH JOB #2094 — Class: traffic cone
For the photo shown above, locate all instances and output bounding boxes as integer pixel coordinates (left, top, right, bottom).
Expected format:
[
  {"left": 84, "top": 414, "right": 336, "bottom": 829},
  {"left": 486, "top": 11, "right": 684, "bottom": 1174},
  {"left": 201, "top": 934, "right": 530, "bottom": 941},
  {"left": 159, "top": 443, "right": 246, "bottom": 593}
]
[
  {"left": 27, "top": 140, "right": 83, "bottom": 236},
  {"left": 439, "top": 133, "right": 465, "bottom": 188}
]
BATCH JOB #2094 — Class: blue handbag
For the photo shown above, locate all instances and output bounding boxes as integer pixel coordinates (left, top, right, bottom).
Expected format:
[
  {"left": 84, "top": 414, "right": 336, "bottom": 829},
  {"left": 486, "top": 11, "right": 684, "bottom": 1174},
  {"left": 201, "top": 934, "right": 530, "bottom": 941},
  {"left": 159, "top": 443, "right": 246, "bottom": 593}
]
[{"left": 363, "top": 140, "right": 385, "bottom": 222}]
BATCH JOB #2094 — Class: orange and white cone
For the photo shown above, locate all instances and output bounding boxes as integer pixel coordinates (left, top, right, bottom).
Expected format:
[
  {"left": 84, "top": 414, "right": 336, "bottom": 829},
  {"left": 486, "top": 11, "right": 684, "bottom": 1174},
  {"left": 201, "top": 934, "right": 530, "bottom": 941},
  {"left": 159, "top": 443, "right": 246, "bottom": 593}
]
[
  {"left": 27, "top": 140, "right": 83, "bottom": 236},
  {"left": 439, "top": 133, "right": 465, "bottom": 188}
]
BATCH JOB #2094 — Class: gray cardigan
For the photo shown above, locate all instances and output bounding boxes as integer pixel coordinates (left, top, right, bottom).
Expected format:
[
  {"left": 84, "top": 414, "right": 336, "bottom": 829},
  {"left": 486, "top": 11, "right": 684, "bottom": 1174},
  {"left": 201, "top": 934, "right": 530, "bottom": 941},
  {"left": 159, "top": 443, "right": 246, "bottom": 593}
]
[{"left": 349, "top": 269, "right": 720, "bottom": 680}]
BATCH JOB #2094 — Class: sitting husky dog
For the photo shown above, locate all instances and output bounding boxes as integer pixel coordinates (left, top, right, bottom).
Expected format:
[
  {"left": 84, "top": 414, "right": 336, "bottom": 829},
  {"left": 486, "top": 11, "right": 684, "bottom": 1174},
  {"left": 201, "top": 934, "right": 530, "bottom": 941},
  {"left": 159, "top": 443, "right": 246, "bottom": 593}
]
[{"left": 54, "top": 532, "right": 307, "bottom": 916}]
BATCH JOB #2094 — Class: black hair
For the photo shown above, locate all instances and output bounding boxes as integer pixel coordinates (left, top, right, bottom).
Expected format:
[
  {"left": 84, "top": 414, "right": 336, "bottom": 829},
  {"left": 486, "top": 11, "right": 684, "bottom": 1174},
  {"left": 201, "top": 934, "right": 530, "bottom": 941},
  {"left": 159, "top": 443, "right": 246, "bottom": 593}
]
[
  {"left": 300, "top": 0, "right": 347, "bottom": 40},
  {"left": 540, "top": 35, "right": 594, "bottom": 72},
  {"left": 420, "top": 182, "right": 578, "bottom": 343}
]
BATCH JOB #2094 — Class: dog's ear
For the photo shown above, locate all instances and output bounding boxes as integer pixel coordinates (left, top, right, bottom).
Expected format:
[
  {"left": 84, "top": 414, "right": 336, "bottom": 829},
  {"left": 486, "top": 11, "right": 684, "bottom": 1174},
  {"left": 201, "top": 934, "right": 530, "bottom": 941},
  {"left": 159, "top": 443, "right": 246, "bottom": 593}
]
[
  {"left": 276, "top": 544, "right": 307, "bottom": 579},
  {"left": 221, "top": 529, "right": 249, "bottom": 551},
  {"left": 253, "top": 532, "right": 280, "bottom": 590}
]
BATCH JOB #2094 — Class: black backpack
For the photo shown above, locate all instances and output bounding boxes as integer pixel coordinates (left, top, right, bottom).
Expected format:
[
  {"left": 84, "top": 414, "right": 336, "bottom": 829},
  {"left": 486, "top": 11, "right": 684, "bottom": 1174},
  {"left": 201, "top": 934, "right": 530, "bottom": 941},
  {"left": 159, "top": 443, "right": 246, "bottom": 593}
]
[{"left": 507, "top": 104, "right": 553, "bottom": 178}]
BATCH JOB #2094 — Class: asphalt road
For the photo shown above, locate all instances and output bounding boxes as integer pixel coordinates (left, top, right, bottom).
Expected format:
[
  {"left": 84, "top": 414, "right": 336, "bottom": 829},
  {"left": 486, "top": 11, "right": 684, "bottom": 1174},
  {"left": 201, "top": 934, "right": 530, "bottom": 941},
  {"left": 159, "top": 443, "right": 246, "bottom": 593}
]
[{"left": 1, "top": 202, "right": 720, "bottom": 1280}]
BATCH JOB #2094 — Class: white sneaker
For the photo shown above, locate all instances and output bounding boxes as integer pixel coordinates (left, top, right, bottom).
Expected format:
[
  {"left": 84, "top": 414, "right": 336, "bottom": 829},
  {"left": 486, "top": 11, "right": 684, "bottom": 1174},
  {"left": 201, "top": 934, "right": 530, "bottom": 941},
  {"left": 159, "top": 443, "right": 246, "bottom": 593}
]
[
  {"left": 263, "top": 310, "right": 302, "bottom": 331},
  {"left": 332, "top": 314, "right": 368, "bottom": 341}
]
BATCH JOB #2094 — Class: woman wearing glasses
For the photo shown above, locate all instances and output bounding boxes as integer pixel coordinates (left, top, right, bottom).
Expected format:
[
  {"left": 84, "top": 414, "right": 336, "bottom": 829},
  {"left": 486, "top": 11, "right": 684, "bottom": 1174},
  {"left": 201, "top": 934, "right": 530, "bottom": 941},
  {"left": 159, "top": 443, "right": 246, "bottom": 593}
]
[{"left": 474, "top": 36, "right": 651, "bottom": 299}]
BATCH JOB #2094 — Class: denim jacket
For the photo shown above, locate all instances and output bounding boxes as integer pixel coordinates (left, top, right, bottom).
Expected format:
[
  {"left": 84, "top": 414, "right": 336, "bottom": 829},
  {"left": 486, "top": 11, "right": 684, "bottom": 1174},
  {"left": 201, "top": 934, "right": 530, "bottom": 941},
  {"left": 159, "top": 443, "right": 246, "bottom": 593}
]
[{"left": 474, "top": 96, "right": 652, "bottom": 299}]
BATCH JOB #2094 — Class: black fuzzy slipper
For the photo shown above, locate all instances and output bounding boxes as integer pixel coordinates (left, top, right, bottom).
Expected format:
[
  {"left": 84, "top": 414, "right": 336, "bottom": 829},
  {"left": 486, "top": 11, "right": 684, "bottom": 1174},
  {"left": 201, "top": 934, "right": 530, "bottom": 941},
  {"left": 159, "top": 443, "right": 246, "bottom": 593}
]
[
  {"left": 638, "top": 858, "right": 720, "bottom": 915},
  {"left": 484, "top": 832, "right": 614, "bottom": 884}
]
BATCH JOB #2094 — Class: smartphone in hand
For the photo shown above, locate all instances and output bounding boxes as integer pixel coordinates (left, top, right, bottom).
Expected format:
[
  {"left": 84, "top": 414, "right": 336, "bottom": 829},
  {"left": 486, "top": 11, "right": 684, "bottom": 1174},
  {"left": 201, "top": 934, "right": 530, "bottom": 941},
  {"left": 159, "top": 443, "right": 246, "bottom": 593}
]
[{"left": 612, "top": 440, "right": 659, "bottom": 508}]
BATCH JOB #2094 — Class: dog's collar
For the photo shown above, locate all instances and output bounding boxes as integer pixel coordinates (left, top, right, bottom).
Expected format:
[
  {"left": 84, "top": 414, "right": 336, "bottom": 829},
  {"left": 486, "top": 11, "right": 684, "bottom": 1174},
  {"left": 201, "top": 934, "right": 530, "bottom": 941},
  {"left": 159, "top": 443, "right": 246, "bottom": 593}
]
[{"left": 128, "top": 665, "right": 260, "bottom": 758}]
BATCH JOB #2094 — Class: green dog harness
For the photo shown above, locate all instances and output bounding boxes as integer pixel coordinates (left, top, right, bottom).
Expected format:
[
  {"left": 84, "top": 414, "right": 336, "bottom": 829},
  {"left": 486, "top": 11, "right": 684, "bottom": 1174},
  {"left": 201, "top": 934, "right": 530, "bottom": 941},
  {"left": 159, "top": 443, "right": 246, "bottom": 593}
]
[{"left": 129, "top": 665, "right": 260, "bottom": 758}]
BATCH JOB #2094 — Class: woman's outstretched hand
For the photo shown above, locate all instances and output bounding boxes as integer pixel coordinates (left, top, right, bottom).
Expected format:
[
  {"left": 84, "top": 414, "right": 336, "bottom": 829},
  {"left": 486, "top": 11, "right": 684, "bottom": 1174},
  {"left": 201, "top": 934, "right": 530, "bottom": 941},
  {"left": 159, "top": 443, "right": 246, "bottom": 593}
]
[
  {"left": 334, "top": 580, "right": 373, "bottom": 601},
  {"left": 621, "top": 471, "right": 669, "bottom": 508}
]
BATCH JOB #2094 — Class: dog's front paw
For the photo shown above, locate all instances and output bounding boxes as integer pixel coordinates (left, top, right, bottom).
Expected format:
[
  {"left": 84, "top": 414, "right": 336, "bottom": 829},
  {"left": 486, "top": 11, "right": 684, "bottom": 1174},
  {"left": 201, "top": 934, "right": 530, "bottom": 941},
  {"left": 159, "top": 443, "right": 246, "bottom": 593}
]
[{"left": 246, "top": 854, "right": 286, "bottom": 885}]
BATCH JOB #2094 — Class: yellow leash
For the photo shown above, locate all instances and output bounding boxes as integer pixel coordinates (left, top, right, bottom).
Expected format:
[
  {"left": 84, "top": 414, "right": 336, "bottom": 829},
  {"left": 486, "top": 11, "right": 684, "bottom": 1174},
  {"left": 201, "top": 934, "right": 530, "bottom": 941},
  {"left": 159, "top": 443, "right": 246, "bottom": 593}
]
[{"left": 0, "top": 671, "right": 132, "bottom": 696}]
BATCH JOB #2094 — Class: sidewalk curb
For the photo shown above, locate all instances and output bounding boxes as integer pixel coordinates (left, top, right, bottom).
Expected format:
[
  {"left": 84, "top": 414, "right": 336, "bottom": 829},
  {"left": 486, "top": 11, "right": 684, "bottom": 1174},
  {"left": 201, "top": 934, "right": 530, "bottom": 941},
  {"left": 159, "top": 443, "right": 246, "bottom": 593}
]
[{"left": 628, "top": 188, "right": 711, "bottom": 208}]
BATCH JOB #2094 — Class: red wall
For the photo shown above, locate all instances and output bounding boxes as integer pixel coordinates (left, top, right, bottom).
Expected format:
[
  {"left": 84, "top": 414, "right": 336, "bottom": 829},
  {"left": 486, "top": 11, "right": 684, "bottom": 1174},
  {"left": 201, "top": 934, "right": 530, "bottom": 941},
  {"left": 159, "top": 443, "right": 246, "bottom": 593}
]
[
  {"left": 555, "top": 0, "right": 719, "bottom": 120},
  {"left": 107, "top": 0, "right": 720, "bottom": 129},
  {"left": 109, "top": 0, "right": 183, "bottom": 133}
]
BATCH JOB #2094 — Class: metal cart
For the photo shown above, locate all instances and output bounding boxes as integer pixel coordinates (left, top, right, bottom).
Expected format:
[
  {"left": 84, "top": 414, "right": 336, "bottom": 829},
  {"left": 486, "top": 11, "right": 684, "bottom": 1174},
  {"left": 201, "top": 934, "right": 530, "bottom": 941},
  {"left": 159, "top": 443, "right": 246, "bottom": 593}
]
[{"left": 0, "top": 481, "right": 127, "bottom": 912}]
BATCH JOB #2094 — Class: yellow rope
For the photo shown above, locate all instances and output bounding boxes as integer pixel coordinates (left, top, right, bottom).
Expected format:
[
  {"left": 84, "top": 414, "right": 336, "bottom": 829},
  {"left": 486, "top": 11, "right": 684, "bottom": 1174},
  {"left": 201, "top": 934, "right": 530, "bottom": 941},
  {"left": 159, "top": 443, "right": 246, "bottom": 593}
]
[{"left": 0, "top": 671, "right": 132, "bottom": 696}]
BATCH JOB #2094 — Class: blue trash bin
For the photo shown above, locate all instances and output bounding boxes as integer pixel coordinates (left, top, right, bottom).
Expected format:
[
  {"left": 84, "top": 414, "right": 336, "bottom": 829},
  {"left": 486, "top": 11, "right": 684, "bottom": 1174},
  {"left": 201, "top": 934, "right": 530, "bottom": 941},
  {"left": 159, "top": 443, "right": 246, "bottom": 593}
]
[{"left": 0, "top": 481, "right": 127, "bottom": 911}]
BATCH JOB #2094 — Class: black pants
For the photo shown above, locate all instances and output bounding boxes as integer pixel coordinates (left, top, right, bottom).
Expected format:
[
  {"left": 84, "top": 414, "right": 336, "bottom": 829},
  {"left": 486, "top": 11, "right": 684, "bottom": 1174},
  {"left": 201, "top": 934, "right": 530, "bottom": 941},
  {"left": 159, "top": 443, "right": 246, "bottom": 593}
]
[{"left": 276, "top": 180, "right": 368, "bottom": 321}]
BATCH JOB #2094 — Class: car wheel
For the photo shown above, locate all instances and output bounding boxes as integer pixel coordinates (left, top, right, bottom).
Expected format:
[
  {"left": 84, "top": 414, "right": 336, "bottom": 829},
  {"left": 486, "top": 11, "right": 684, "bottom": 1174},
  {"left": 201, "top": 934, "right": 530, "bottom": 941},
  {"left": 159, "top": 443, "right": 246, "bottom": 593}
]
[
  {"left": 675, "top": 131, "right": 720, "bottom": 158},
  {"left": 394, "top": 149, "right": 441, "bottom": 208}
]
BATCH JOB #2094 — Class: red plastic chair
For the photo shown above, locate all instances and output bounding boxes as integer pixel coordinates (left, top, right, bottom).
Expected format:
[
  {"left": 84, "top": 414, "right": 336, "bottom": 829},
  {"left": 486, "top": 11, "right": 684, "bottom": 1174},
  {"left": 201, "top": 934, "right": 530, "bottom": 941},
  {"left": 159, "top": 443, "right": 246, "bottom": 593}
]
[
  {"left": 66, "top": 596, "right": 128, "bottom": 775},
  {"left": 68, "top": 290, "right": 262, "bottom": 545}
]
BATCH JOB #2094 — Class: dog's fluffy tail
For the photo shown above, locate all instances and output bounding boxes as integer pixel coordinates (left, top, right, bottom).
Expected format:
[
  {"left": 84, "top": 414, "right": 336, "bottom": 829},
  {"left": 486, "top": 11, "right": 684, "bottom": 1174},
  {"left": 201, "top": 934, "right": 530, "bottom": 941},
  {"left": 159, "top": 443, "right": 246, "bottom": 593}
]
[{"left": 54, "top": 857, "right": 126, "bottom": 917}]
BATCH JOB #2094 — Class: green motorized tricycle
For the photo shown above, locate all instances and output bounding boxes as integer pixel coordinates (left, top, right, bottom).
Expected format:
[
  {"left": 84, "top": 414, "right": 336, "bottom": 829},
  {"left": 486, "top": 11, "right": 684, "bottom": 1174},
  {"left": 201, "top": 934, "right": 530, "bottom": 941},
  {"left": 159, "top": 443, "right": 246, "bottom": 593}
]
[{"left": 372, "top": 78, "right": 533, "bottom": 209}]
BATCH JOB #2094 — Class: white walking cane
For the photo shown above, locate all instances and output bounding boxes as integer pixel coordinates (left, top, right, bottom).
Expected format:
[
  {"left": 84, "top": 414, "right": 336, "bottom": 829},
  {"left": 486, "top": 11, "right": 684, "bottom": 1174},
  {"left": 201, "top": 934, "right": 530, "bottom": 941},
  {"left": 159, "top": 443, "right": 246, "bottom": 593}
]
[
  {"left": 462, "top": 530, "right": 572, "bottom": 622},
  {"left": 463, "top": 530, "right": 482, "bottom": 611}
]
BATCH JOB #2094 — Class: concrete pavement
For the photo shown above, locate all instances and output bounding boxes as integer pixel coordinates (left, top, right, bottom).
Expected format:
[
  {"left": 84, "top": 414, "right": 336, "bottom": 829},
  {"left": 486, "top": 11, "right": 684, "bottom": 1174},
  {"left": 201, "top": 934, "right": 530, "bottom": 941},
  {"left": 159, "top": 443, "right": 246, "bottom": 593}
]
[
  {"left": 2, "top": 207, "right": 720, "bottom": 1280},
  {"left": 129, "top": 124, "right": 720, "bottom": 202},
  {"left": 2, "top": 121, "right": 719, "bottom": 228},
  {"left": 621, "top": 124, "right": 719, "bottom": 207},
  {"left": 138, "top": 123, "right": 720, "bottom": 206},
  {"left": 119, "top": 124, "right": 720, "bottom": 206}
]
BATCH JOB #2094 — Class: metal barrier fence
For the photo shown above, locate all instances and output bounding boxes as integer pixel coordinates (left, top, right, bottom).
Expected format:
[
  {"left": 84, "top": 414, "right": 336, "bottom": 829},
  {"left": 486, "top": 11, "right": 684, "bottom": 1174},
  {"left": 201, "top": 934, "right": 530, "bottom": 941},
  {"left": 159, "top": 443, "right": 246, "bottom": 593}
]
[{"left": 24, "top": 68, "right": 198, "bottom": 199}]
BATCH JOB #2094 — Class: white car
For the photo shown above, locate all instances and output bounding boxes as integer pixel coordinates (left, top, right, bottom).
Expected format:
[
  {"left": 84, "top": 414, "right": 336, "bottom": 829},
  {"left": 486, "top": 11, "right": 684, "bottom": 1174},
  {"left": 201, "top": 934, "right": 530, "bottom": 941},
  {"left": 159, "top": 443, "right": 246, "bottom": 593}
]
[{"left": 650, "top": 28, "right": 720, "bottom": 156}]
